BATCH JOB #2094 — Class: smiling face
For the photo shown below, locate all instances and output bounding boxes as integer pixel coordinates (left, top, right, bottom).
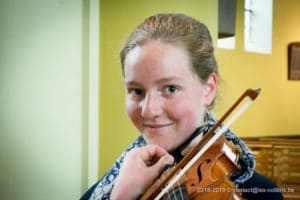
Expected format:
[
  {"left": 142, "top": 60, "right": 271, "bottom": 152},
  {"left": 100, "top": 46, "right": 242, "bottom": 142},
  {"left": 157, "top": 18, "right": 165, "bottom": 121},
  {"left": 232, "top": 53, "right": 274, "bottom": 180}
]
[{"left": 124, "top": 40, "right": 217, "bottom": 152}]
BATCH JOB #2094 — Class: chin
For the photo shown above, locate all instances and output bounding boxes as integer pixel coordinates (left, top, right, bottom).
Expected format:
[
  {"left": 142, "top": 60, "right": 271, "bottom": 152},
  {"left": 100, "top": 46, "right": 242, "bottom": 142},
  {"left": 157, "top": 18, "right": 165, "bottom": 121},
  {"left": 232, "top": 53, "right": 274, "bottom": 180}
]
[
  {"left": 148, "top": 139, "right": 177, "bottom": 152},
  {"left": 144, "top": 137, "right": 169, "bottom": 150}
]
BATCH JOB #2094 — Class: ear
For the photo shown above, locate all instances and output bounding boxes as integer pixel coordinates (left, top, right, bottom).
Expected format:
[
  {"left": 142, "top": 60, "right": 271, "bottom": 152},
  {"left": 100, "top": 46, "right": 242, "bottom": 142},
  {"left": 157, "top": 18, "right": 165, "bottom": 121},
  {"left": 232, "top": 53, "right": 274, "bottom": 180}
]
[{"left": 204, "top": 73, "right": 218, "bottom": 106}]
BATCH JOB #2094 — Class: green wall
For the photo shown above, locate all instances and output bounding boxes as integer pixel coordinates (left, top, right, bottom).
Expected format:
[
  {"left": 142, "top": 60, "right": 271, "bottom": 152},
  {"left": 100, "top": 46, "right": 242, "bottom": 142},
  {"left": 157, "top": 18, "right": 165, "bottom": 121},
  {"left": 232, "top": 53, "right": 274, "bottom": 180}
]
[
  {"left": 99, "top": 0, "right": 218, "bottom": 176},
  {"left": 0, "top": 1, "right": 86, "bottom": 199}
]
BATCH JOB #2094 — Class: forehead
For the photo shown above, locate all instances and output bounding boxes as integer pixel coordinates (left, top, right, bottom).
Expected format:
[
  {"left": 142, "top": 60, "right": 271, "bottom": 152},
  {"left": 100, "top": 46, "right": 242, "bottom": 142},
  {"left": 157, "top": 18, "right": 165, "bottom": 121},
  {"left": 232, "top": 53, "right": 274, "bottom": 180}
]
[{"left": 124, "top": 40, "right": 194, "bottom": 80}]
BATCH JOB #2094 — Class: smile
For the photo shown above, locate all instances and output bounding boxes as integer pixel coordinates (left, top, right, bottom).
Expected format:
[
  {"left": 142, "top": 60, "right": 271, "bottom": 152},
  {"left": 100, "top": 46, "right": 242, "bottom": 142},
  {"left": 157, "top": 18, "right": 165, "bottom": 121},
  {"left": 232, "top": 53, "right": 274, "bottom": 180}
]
[{"left": 144, "top": 123, "right": 173, "bottom": 129}]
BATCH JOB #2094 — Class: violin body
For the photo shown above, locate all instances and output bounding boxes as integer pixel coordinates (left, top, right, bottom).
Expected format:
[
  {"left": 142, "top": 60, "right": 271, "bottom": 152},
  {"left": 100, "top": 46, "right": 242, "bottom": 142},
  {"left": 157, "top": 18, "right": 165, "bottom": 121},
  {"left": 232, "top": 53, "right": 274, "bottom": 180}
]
[
  {"left": 160, "top": 135, "right": 243, "bottom": 200},
  {"left": 185, "top": 134, "right": 243, "bottom": 199}
]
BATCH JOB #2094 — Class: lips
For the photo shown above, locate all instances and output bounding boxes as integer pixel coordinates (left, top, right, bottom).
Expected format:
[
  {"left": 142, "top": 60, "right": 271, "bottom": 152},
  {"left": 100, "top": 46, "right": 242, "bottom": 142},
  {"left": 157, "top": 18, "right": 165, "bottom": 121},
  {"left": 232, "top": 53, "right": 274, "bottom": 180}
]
[{"left": 144, "top": 123, "right": 173, "bottom": 129}]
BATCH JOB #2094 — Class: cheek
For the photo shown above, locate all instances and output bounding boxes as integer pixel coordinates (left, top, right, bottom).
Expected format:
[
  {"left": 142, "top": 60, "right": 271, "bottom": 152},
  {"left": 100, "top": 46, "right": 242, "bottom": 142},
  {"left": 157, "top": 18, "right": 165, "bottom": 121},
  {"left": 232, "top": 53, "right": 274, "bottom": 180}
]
[
  {"left": 125, "top": 100, "right": 134, "bottom": 118},
  {"left": 170, "top": 95, "right": 206, "bottom": 126},
  {"left": 125, "top": 100, "right": 140, "bottom": 123},
  {"left": 171, "top": 102, "right": 199, "bottom": 122}
]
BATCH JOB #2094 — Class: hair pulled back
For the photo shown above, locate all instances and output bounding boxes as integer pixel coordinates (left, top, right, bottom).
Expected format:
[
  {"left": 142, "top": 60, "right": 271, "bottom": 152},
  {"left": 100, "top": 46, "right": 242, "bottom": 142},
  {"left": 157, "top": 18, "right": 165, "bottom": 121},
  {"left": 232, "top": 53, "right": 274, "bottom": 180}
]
[{"left": 120, "top": 13, "right": 218, "bottom": 83}]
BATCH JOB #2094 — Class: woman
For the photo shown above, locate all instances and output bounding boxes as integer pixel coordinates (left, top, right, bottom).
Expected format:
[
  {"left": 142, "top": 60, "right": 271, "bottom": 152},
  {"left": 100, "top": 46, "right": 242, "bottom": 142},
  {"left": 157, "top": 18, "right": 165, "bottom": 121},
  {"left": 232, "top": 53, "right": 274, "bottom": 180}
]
[{"left": 81, "top": 14, "right": 283, "bottom": 200}]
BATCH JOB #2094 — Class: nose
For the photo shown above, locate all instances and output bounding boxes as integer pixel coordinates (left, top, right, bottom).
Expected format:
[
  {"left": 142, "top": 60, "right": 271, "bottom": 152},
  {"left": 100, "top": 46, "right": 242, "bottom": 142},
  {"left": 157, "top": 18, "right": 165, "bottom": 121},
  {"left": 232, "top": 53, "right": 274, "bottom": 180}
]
[{"left": 140, "top": 92, "right": 163, "bottom": 119}]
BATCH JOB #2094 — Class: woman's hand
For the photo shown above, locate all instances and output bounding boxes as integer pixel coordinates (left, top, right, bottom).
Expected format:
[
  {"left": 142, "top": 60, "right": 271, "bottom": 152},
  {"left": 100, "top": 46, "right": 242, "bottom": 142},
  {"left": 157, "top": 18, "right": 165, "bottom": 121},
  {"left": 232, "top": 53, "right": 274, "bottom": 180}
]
[{"left": 110, "top": 144, "right": 174, "bottom": 200}]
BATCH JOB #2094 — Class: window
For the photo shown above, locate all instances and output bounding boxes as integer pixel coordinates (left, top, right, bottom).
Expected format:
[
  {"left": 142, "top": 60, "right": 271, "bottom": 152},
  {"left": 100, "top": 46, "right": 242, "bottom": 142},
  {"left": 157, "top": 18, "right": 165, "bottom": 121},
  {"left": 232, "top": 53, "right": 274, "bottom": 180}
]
[
  {"left": 217, "top": 0, "right": 237, "bottom": 50},
  {"left": 244, "top": 0, "right": 273, "bottom": 54},
  {"left": 218, "top": 0, "right": 273, "bottom": 53}
]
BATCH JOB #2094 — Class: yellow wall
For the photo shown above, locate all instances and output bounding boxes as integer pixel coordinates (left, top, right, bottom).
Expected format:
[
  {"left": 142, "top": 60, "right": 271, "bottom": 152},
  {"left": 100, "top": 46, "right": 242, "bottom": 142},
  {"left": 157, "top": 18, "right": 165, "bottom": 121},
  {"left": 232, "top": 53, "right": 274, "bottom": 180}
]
[
  {"left": 99, "top": 0, "right": 218, "bottom": 176},
  {"left": 216, "top": 0, "right": 300, "bottom": 137}
]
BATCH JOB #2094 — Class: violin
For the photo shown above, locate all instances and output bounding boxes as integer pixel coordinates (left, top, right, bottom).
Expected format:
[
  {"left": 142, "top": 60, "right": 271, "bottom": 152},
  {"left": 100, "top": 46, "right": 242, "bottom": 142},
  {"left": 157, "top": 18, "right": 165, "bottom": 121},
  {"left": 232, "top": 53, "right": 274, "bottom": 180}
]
[{"left": 140, "top": 88, "right": 261, "bottom": 200}]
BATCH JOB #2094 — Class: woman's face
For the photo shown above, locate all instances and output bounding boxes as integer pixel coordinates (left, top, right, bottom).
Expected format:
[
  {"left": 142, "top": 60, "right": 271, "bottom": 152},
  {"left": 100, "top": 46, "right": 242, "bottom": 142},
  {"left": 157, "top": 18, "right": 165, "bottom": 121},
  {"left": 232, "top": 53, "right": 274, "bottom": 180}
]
[{"left": 124, "top": 40, "right": 217, "bottom": 152}]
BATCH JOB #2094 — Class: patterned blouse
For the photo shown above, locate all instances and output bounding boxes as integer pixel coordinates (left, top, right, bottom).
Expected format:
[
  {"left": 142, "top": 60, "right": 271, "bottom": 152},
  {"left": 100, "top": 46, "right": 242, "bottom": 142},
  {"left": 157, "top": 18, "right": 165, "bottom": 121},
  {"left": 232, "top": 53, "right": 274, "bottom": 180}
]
[{"left": 88, "top": 112, "right": 256, "bottom": 200}]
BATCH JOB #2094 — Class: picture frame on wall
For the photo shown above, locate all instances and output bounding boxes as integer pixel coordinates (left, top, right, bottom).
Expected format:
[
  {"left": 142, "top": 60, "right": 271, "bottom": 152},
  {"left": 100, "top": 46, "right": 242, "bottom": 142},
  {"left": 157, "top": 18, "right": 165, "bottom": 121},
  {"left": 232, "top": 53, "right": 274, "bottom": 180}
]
[{"left": 288, "top": 42, "right": 300, "bottom": 80}]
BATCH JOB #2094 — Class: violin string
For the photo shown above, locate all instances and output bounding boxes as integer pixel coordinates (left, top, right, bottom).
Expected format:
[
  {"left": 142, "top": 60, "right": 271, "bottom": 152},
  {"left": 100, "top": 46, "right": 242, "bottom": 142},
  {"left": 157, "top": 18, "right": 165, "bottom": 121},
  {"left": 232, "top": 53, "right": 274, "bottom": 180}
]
[
  {"left": 172, "top": 188, "right": 176, "bottom": 200},
  {"left": 163, "top": 170, "right": 169, "bottom": 199},
  {"left": 163, "top": 173, "right": 184, "bottom": 200},
  {"left": 173, "top": 179, "right": 182, "bottom": 200},
  {"left": 178, "top": 184, "right": 184, "bottom": 200}
]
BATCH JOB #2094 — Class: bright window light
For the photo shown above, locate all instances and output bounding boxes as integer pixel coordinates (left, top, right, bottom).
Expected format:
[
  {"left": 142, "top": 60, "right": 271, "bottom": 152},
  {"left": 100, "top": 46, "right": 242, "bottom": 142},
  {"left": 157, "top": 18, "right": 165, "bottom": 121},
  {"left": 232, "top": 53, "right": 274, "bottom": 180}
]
[{"left": 244, "top": 0, "right": 273, "bottom": 54}]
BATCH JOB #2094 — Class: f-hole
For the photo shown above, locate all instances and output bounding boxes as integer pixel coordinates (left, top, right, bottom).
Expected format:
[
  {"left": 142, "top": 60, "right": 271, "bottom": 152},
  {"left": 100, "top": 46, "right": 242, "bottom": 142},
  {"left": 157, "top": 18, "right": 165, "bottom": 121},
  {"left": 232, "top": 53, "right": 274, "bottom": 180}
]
[{"left": 197, "top": 159, "right": 211, "bottom": 184}]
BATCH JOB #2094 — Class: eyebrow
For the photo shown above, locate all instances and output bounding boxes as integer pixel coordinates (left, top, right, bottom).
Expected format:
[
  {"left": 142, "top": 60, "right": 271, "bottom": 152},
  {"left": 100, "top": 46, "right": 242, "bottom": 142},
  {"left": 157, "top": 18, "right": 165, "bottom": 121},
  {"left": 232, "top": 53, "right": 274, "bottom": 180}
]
[
  {"left": 125, "top": 76, "right": 183, "bottom": 87},
  {"left": 125, "top": 80, "right": 142, "bottom": 87},
  {"left": 157, "top": 77, "right": 183, "bottom": 84}
]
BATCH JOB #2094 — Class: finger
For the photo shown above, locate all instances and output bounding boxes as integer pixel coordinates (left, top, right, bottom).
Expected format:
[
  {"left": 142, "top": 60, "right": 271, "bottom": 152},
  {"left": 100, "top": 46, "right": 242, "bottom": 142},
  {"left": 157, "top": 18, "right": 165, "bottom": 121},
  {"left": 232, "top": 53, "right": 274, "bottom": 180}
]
[
  {"left": 141, "top": 144, "right": 170, "bottom": 162},
  {"left": 148, "top": 144, "right": 169, "bottom": 157},
  {"left": 148, "top": 154, "right": 174, "bottom": 177}
]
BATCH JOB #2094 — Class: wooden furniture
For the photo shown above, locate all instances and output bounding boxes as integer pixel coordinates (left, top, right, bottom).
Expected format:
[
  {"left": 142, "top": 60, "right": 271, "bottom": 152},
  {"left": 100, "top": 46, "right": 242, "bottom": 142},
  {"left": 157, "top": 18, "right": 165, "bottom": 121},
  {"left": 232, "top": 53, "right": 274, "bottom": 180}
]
[{"left": 242, "top": 136, "right": 300, "bottom": 200}]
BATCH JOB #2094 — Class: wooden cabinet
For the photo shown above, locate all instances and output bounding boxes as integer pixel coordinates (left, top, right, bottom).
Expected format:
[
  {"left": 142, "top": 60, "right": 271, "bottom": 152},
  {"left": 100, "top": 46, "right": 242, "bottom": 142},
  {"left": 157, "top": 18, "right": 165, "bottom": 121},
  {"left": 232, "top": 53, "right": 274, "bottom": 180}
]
[{"left": 242, "top": 136, "right": 300, "bottom": 200}]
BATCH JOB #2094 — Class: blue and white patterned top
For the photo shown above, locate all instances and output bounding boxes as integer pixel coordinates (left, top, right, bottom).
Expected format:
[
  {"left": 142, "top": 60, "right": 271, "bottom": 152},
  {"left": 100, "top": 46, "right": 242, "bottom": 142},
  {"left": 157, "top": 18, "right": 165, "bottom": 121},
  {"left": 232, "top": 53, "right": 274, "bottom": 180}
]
[{"left": 88, "top": 112, "right": 256, "bottom": 200}]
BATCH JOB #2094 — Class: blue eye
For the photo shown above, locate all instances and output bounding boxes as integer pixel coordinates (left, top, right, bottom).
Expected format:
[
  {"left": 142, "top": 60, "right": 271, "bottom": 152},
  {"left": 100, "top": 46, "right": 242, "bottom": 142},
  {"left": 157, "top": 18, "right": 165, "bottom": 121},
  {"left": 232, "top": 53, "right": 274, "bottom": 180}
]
[{"left": 165, "top": 85, "right": 178, "bottom": 94}]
